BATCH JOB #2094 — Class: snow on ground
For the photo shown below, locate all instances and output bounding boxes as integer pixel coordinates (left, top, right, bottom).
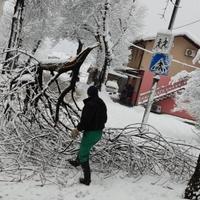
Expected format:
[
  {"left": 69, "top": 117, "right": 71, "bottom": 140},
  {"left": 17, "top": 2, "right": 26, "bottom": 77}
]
[
  {"left": 100, "top": 90, "right": 199, "bottom": 145},
  {"left": 0, "top": 88, "right": 198, "bottom": 200},
  {"left": 0, "top": 171, "right": 186, "bottom": 200},
  {"left": 0, "top": 40, "right": 198, "bottom": 199}
]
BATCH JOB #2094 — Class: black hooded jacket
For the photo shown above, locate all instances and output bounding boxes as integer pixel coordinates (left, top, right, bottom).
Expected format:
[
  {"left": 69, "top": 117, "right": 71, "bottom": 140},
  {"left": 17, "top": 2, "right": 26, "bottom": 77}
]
[{"left": 77, "top": 96, "right": 107, "bottom": 131}]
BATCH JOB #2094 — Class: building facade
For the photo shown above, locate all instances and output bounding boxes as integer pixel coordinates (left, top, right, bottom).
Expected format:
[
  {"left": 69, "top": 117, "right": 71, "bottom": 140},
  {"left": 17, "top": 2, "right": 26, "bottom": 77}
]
[{"left": 125, "top": 33, "right": 200, "bottom": 120}]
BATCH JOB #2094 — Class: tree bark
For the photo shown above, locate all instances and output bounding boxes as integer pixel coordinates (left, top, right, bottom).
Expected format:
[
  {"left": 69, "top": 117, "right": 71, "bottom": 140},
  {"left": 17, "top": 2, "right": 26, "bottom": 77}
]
[
  {"left": 54, "top": 44, "right": 98, "bottom": 123},
  {"left": 98, "top": 0, "right": 112, "bottom": 90},
  {"left": 3, "top": 0, "right": 25, "bottom": 71},
  {"left": 185, "top": 154, "right": 200, "bottom": 199}
]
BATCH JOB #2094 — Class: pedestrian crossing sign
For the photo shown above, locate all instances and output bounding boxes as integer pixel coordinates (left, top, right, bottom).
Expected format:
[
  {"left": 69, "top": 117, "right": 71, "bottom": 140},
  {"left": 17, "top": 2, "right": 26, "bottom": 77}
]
[{"left": 149, "top": 53, "right": 172, "bottom": 75}]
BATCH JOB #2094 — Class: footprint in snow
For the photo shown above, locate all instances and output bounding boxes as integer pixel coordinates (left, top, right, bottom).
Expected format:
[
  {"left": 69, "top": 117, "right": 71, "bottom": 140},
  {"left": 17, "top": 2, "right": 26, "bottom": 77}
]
[{"left": 75, "top": 190, "right": 89, "bottom": 198}]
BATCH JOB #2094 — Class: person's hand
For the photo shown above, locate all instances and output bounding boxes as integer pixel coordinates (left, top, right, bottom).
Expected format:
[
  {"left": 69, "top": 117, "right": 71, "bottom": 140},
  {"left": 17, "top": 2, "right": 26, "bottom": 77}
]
[{"left": 70, "top": 128, "right": 79, "bottom": 139}]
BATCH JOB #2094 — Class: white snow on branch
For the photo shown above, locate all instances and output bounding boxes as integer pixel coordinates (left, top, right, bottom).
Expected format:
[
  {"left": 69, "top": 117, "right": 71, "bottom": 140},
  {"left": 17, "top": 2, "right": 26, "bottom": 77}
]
[
  {"left": 170, "top": 70, "right": 191, "bottom": 84},
  {"left": 193, "top": 49, "right": 200, "bottom": 64},
  {"left": 18, "top": 74, "right": 35, "bottom": 83}
]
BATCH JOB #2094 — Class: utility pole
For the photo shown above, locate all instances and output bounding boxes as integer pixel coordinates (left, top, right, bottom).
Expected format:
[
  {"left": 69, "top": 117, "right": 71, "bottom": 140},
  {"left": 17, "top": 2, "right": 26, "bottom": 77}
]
[
  {"left": 141, "top": 0, "right": 181, "bottom": 130},
  {"left": 168, "top": 0, "right": 181, "bottom": 31}
]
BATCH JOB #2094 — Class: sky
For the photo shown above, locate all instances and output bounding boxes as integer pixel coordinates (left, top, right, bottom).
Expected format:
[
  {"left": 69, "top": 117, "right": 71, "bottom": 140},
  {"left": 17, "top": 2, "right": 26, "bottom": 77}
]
[{"left": 138, "top": 0, "right": 200, "bottom": 39}]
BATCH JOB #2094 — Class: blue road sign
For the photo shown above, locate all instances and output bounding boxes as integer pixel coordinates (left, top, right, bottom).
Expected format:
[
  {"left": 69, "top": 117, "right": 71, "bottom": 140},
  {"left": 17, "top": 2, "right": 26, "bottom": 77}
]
[{"left": 149, "top": 53, "right": 172, "bottom": 75}]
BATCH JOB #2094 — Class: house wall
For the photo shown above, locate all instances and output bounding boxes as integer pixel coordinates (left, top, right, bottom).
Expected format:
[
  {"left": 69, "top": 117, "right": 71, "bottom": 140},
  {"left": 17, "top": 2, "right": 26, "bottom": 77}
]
[
  {"left": 156, "top": 98, "right": 194, "bottom": 120},
  {"left": 169, "top": 36, "right": 200, "bottom": 76},
  {"left": 128, "top": 42, "right": 145, "bottom": 69},
  {"left": 139, "top": 70, "right": 170, "bottom": 94},
  {"left": 139, "top": 40, "right": 154, "bottom": 71},
  {"left": 135, "top": 70, "right": 193, "bottom": 120},
  {"left": 136, "top": 36, "right": 200, "bottom": 76},
  {"left": 128, "top": 35, "right": 200, "bottom": 96},
  {"left": 127, "top": 35, "right": 200, "bottom": 120}
]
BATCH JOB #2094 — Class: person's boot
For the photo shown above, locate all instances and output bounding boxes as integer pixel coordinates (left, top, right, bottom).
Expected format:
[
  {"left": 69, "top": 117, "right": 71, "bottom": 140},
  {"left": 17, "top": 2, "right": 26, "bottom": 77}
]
[
  {"left": 80, "top": 161, "right": 91, "bottom": 185},
  {"left": 68, "top": 157, "right": 80, "bottom": 167}
]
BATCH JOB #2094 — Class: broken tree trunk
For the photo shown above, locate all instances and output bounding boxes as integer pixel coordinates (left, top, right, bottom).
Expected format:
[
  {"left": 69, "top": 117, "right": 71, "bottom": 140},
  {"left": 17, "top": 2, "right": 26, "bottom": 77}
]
[{"left": 34, "top": 43, "right": 99, "bottom": 124}]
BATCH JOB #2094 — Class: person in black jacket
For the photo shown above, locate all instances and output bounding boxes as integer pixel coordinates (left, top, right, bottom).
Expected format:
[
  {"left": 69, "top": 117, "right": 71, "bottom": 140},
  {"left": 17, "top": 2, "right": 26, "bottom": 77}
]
[{"left": 69, "top": 85, "right": 107, "bottom": 185}]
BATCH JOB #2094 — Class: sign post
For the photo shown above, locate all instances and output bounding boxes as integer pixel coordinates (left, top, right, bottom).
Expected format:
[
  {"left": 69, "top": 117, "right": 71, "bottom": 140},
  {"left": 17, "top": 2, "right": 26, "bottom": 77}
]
[
  {"left": 152, "top": 32, "right": 174, "bottom": 54},
  {"left": 141, "top": 75, "right": 160, "bottom": 129},
  {"left": 149, "top": 53, "right": 172, "bottom": 75},
  {"left": 141, "top": 32, "right": 173, "bottom": 130}
]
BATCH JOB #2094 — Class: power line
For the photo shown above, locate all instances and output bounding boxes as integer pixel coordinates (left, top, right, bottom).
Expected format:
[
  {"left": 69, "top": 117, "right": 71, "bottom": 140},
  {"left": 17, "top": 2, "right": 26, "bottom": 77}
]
[
  {"left": 168, "top": 0, "right": 181, "bottom": 30},
  {"left": 130, "top": 42, "right": 200, "bottom": 70},
  {"left": 173, "top": 18, "right": 200, "bottom": 30}
]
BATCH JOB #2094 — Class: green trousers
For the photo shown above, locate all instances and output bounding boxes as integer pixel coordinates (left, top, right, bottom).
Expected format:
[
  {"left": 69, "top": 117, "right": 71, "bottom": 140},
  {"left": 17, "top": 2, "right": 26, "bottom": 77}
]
[{"left": 78, "top": 130, "right": 102, "bottom": 163}]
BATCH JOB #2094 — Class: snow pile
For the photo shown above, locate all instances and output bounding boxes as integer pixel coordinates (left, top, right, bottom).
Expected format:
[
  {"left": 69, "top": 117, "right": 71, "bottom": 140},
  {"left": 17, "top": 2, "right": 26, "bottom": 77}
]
[
  {"left": 170, "top": 70, "right": 190, "bottom": 84},
  {"left": 105, "top": 80, "right": 119, "bottom": 95},
  {"left": 103, "top": 95, "right": 198, "bottom": 144},
  {"left": 0, "top": 77, "right": 198, "bottom": 200},
  {"left": 0, "top": 173, "right": 186, "bottom": 200},
  {"left": 193, "top": 49, "right": 200, "bottom": 64},
  {"left": 106, "top": 80, "right": 119, "bottom": 89},
  {"left": 35, "top": 38, "right": 78, "bottom": 63}
]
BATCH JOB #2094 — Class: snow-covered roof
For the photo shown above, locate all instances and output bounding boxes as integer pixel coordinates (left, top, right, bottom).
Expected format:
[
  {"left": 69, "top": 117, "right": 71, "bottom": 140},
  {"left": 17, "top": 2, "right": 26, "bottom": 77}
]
[
  {"left": 134, "top": 31, "right": 200, "bottom": 47},
  {"left": 108, "top": 69, "right": 127, "bottom": 78}
]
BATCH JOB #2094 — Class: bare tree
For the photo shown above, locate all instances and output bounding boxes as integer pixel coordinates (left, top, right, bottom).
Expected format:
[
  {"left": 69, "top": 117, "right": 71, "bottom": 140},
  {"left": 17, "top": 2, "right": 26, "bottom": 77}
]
[
  {"left": 3, "top": 0, "right": 25, "bottom": 71},
  {"left": 58, "top": 0, "right": 145, "bottom": 88}
]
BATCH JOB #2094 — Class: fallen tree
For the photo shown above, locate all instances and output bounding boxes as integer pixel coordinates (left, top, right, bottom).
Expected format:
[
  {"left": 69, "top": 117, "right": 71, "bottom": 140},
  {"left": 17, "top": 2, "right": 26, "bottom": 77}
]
[
  {"left": 92, "top": 124, "right": 199, "bottom": 180},
  {"left": 0, "top": 46, "right": 199, "bottom": 185},
  {"left": 0, "top": 42, "right": 98, "bottom": 183}
]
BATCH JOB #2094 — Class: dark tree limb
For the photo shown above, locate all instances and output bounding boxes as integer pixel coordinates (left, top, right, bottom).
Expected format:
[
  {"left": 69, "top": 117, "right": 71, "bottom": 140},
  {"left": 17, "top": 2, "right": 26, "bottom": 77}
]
[
  {"left": 71, "top": 90, "right": 81, "bottom": 111},
  {"left": 76, "top": 39, "right": 83, "bottom": 55},
  {"left": 54, "top": 44, "right": 99, "bottom": 124},
  {"left": 26, "top": 42, "right": 99, "bottom": 125},
  {"left": 185, "top": 154, "right": 200, "bottom": 199},
  {"left": 3, "top": 0, "right": 25, "bottom": 71}
]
